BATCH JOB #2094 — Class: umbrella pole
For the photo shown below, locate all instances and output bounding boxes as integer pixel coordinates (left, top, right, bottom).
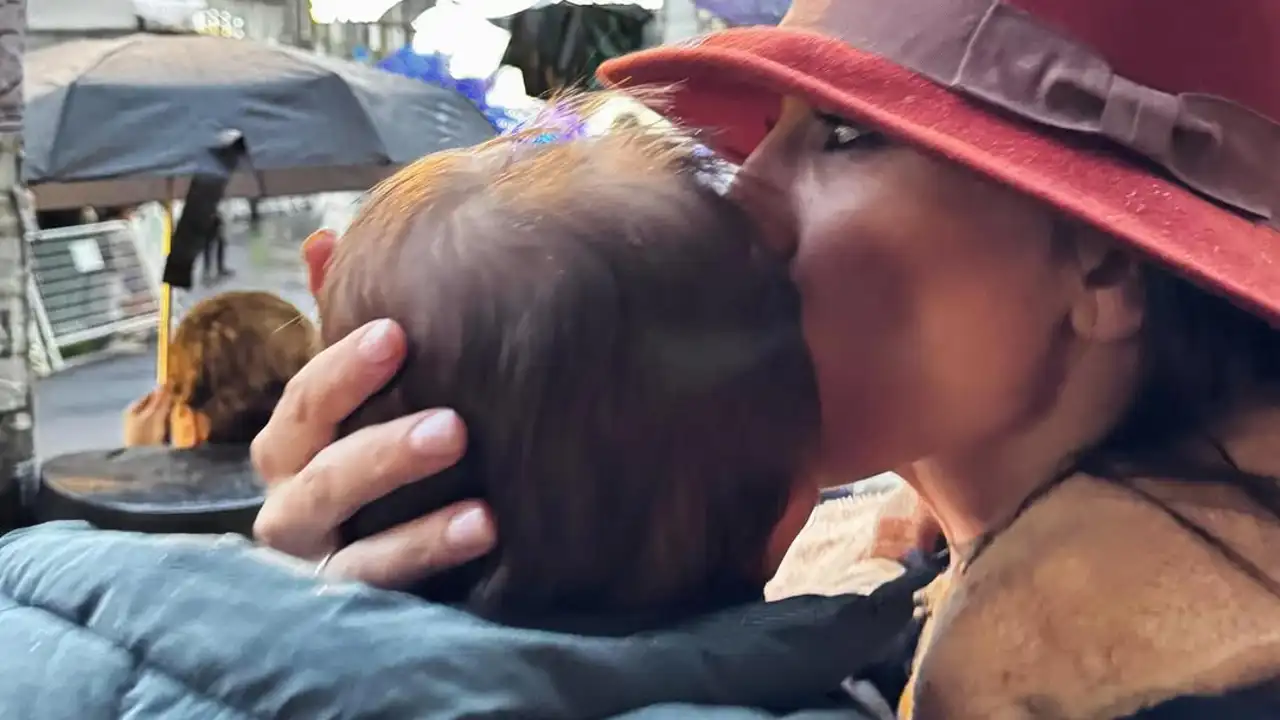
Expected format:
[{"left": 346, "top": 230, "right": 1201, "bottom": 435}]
[{"left": 156, "top": 200, "right": 173, "bottom": 385}]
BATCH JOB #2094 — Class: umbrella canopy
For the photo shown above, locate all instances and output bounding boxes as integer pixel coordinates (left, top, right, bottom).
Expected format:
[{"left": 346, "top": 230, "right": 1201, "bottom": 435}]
[{"left": 26, "top": 34, "right": 498, "bottom": 209}]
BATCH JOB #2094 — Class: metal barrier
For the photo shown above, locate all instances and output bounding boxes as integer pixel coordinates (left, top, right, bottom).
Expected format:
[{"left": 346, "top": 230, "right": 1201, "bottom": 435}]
[
  {"left": 26, "top": 221, "right": 161, "bottom": 372},
  {"left": 9, "top": 188, "right": 53, "bottom": 377}
]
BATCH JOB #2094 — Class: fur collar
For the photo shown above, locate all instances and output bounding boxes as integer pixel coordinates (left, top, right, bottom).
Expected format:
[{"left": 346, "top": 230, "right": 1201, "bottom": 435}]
[{"left": 907, "top": 474, "right": 1280, "bottom": 719}]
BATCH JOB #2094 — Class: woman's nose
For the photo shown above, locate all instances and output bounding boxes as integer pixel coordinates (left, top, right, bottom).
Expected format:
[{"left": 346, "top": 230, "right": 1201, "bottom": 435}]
[
  {"left": 735, "top": 120, "right": 795, "bottom": 188},
  {"left": 731, "top": 138, "right": 800, "bottom": 258}
]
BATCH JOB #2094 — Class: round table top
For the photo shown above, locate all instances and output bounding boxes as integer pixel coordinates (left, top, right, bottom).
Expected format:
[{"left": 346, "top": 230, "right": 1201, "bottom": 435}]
[{"left": 41, "top": 444, "right": 262, "bottom": 514}]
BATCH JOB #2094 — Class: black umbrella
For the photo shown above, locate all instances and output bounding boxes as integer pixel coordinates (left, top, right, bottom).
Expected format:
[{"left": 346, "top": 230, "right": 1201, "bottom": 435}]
[
  {"left": 25, "top": 33, "right": 498, "bottom": 209},
  {"left": 26, "top": 33, "right": 498, "bottom": 381}
]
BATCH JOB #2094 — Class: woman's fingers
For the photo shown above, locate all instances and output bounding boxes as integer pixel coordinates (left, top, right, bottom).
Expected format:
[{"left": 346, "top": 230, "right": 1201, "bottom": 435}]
[
  {"left": 302, "top": 229, "right": 337, "bottom": 297},
  {"left": 253, "top": 408, "right": 470, "bottom": 561},
  {"left": 320, "top": 501, "right": 497, "bottom": 588},
  {"left": 251, "top": 319, "right": 407, "bottom": 484},
  {"left": 251, "top": 316, "right": 497, "bottom": 585},
  {"left": 150, "top": 387, "right": 171, "bottom": 415},
  {"left": 128, "top": 387, "right": 168, "bottom": 416},
  {"left": 128, "top": 389, "right": 155, "bottom": 413},
  {"left": 123, "top": 387, "right": 172, "bottom": 447}
]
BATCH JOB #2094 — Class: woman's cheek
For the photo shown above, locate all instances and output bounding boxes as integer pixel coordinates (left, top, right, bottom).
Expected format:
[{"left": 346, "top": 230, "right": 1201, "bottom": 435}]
[
  {"left": 806, "top": 329, "right": 920, "bottom": 479},
  {"left": 795, "top": 247, "right": 922, "bottom": 469}
]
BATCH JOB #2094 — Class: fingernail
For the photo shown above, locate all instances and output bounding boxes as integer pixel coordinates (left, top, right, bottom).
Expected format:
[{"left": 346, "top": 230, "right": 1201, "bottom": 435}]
[
  {"left": 358, "top": 319, "right": 397, "bottom": 362},
  {"left": 444, "top": 506, "right": 494, "bottom": 553},
  {"left": 409, "top": 410, "right": 459, "bottom": 453}
]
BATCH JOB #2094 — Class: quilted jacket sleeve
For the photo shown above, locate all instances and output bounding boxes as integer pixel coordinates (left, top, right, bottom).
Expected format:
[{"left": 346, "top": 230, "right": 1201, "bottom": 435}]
[{"left": 0, "top": 522, "right": 925, "bottom": 720}]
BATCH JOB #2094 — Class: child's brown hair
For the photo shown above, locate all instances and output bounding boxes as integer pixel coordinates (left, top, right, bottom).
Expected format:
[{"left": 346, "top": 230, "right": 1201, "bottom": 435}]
[
  {"left": 168, "top": 291, "right": 318, "bottom": 444},
  {"left": 320, "top": 115, "right": 818, "bottom": 623}
]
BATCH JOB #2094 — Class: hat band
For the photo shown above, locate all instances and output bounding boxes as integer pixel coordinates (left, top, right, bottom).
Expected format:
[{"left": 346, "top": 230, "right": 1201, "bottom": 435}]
[{"left": 785, "top": 0, "right": 1279, "bottom": 229}]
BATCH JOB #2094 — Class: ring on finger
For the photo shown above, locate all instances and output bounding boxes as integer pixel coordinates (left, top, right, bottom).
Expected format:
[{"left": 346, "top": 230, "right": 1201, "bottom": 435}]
[{"left": 314, "top": 551, "right": 336, "bottom": 578}]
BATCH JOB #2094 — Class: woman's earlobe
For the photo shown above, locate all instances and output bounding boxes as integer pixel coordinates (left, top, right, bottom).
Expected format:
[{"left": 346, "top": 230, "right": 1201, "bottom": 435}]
[{"left": 1072, "top": 250, "right": 1145, "bottom": 342}]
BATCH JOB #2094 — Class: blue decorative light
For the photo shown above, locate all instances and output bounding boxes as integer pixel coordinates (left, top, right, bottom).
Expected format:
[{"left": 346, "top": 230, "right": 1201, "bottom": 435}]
[
  {"left": 693, "top": 0, "right": 790, "bottom": 26},
  {"left": 506, "top": 102, "right": 590, "bottom": 144},
  {"left": 376, "top": 47, "right": 521, "bottom": 131}
]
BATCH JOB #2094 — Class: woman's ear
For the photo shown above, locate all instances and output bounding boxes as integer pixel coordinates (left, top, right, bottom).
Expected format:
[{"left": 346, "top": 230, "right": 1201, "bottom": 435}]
[{"left": 1068, "top": 229, "right": 1145, "bottom": 343}]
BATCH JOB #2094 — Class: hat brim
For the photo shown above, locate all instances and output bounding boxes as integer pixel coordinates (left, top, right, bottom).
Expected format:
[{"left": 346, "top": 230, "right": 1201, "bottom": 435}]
[{"left": 598, "top": 27, "right": 1280, "bottom": 324}]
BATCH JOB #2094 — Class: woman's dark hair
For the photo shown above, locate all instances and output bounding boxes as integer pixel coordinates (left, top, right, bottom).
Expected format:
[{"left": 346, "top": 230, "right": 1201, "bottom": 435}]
[
  {"left": 976, "top": 221, "right": 1280, "bottom": 596},
  {"left": 1073, "top": 260, "right": 1280, "bottom": 594},
  {"left": 319, "top": 113, "right": 818, "bottom": 624}
]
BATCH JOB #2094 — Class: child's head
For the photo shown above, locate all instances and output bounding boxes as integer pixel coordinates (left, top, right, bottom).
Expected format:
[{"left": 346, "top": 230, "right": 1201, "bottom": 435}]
[
  {"left": 319, "top": 114, "right": 819, "bottom": 621},
  {"left": 168, "top": 291, "right": 318, "bottom": 447}
]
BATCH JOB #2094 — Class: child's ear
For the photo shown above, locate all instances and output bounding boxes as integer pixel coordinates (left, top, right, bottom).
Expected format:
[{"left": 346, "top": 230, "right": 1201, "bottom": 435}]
[{"left": 302, "top": 229, "right": 339, "bottom": 298}]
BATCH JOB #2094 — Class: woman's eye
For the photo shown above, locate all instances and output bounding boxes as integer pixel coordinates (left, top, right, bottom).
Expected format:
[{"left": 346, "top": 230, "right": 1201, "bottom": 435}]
[{"left": 821, "top": 122, "right": 888, "bottom": 152}]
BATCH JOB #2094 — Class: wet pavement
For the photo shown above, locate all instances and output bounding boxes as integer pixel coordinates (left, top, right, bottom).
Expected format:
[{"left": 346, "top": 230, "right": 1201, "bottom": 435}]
[{"left": 34, "top": 205, "right": 332, "bottom": 458}]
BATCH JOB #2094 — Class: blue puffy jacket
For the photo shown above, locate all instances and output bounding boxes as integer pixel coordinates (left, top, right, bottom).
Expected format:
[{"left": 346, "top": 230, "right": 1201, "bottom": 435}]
[{"left": 0, "top": 522, "right": 925, "bottom": 720}]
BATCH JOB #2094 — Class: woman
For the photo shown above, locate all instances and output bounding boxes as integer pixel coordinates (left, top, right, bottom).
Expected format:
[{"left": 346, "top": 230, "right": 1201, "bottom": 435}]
[
  {"left": 252, "top": 0, "right": 1280, "bottom": 717},
  {"left": 121, "top": 291, "right": 317, "bottom": 448},
  {"left": 201, "top": 215, "right": 233, "bottom": 285}
]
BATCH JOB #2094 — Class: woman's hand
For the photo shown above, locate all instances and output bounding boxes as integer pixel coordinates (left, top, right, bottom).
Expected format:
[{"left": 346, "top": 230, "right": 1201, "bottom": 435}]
[
  {"left": 251, "top": 229, "right": 497, "bottom": 588},
  {"left": 123, "top": 387, "right": 171, "bottom": 447}
]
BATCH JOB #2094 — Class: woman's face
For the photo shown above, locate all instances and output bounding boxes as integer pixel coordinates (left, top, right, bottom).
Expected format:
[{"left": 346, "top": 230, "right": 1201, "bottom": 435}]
[{"left": 743, "top": 99, "right": 1085, "bottom": 480}]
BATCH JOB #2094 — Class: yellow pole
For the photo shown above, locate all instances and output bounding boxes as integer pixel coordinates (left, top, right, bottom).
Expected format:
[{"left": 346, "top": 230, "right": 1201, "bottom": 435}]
[{"left": 156, "top": 201, "right": 173, "bottom": 384}]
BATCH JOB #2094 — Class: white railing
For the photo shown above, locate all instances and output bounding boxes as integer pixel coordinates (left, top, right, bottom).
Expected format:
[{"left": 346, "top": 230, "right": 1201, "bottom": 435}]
[{"left": 26, "top": 220, "right": 161, "bottom": 373}]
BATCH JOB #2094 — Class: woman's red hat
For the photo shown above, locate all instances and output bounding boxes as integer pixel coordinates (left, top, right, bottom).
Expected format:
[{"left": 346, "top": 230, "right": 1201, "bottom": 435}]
[{"left": 598, "top": 0, "right": 1280, "bottom": 323}]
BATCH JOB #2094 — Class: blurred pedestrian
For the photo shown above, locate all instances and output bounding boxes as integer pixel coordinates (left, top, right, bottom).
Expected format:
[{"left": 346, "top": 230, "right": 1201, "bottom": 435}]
[{"left": 201, "top": 215, "right": 233, "bottom": 285}]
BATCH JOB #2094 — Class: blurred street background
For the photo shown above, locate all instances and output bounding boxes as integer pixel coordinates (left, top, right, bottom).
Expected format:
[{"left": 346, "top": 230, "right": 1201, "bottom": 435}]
[
  {"left": 14, "top": 0, "right": 765, "bottom": 460},
  {"left": 1, "top": 0, "right": 891, "bottom": 531},
  {"left": 33, "top": 200, "right": 329, "bottom": 456}
]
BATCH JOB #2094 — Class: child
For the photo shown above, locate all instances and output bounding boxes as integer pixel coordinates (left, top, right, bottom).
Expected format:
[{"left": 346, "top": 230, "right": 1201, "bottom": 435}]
[
  {"left": 320, "top": 111, "right": 821, "bottom": 632},
  {"left": 125, "top": 291, "right": 318, "bottom": 449}
]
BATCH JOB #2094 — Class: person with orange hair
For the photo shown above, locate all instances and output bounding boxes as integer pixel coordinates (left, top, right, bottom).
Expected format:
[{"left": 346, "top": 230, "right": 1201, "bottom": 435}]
[
  {"left": 122, "top": 291, "right": 317, "bottom": 449},
  {"left": 318, "top": 121, "right": 828, "bottom": 630}
]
